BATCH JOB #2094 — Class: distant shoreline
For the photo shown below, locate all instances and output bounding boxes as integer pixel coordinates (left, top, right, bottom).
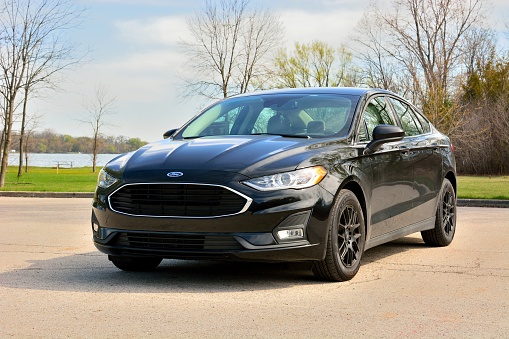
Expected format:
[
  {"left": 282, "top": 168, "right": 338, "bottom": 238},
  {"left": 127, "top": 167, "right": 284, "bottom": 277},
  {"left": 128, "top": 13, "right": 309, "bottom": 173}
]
[{"left": 6, "top": 153, "right": 121, "bottom": 168}]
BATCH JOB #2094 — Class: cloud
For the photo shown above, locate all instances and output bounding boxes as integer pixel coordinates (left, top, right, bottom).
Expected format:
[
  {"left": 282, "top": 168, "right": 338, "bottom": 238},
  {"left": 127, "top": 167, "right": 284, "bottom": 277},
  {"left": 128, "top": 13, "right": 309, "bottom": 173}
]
[
  {"left": 114, "top": 16, "right": 191, "bottom": 47},
  {"left": 91, "top": 16, "right": 192, "bottom": 103},
  {"left": 280, "top": 7, "right": 365, "bottom": 48}
]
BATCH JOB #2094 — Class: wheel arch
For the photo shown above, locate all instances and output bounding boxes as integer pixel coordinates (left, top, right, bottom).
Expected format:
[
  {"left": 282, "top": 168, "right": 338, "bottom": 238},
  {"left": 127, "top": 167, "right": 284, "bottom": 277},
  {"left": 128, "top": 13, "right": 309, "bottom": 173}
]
[
  {"left": 445, "top": 170, "right": 457, "bottom": 194},
  {"left": 339, "top": 177, "right": 368, "bottom": 234},
  {"left": 312, "top": 177, "right": 368, "bottom": 281}
]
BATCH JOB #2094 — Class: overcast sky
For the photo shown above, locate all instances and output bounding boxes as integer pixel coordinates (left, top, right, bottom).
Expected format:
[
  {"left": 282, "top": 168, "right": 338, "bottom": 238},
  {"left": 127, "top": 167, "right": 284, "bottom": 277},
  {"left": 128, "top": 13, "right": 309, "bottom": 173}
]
[{"left": 29, "top": 0, "right": 509, "bottom": 143}]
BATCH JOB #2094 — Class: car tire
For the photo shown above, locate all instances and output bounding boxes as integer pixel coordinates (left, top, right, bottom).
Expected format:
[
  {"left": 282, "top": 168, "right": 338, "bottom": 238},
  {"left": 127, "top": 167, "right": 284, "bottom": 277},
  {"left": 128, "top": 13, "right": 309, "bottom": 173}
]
[
  {"left": 421, "top": 178, "right": 456, "bottom": 247},
  {"left": 312, "top": 189, "right": 366, "bottom": 282},
  {"left": 109, "top": 256, "right": 163, "bottom": 271}
]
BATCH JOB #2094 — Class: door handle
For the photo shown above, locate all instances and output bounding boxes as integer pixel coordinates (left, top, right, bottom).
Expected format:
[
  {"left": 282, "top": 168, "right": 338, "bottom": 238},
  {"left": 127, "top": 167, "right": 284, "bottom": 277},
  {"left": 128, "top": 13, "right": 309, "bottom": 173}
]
[{"left": 399, "top": 146, "right": 410, "bottom": 157}]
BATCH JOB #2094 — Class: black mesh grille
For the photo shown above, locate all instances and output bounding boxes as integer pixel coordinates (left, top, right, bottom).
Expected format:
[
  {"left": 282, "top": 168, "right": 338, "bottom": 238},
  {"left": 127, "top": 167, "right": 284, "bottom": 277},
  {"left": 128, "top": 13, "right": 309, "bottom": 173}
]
[
  {"left": 113, "top": 232, "right": 244, "bottom": 251},
  {"left": 109, "top": 184, "right": 249, "bottom": 217}
]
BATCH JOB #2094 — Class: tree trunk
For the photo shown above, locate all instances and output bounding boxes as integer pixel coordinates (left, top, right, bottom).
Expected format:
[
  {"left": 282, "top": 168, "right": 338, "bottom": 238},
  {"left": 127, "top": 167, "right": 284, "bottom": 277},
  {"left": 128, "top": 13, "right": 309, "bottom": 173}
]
[
  {"left": 0, "top": 99, "right": 16, "bottom": 187},
  {"left": 92, "top": 130, "right": 99, "bottom": 173},
  {"left": 18, "top": 88, "right": 29, "bottom": 178},
  {"left": 0, "top": 128, "right": 5, "bottom": 165}
]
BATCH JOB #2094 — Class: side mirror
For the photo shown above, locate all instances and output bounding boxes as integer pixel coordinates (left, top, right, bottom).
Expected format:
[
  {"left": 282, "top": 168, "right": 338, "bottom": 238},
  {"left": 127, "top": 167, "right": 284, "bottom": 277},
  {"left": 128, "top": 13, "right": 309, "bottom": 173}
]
[
  {"left": 364, "top": 125, "right": 405, "bottom": 155},
  {"left": 163, "top": 129, "right": 178, "bottom": 139}
]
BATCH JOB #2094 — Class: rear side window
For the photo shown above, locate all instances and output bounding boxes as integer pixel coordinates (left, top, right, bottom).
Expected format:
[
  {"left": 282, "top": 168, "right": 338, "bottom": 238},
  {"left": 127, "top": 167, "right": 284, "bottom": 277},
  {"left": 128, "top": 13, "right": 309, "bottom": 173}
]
[
  {"left": 414, "top": 110, "right": 431, "bottom": 134},
  {"left": 389, "top": 98, "right": 424, "bottom": 136}
]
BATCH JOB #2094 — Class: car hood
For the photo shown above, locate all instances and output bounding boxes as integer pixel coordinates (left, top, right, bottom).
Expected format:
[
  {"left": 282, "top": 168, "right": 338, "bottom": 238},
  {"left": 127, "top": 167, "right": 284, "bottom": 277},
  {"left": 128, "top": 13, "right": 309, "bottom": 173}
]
[{"left": 117, "top": 135, "right": 327, "bottom": 179}]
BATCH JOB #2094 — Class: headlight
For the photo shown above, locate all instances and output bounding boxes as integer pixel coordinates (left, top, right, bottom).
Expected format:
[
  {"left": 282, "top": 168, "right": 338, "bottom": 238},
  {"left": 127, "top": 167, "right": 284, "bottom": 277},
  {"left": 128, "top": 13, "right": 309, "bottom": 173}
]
[
  {"left": 97, "top": 169, "right": 119, "bottom": 189},
  {"left": 243, "top": 166, "right": 327, "bottom": 191}
]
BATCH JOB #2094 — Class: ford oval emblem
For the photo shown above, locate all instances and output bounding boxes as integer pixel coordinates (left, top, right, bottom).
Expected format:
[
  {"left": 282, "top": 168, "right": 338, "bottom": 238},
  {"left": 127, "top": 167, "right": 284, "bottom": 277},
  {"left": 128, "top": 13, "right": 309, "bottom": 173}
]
[{"left": 167, "top": 171, "right": 183, "bottom": 178}]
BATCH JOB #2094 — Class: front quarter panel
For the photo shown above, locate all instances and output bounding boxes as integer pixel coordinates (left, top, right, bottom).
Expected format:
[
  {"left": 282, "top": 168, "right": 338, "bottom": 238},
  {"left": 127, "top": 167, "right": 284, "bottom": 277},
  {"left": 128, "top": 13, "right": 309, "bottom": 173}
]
[{"left": 308, "top": 142, "right": 373, "bottom": 233}]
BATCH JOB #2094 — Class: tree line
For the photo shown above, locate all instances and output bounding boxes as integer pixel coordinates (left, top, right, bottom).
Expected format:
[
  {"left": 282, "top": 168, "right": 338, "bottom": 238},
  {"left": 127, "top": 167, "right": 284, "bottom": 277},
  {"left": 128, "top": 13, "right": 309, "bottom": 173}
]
[{"left": 7, "top": 129, "right": 148, "bottom": 155}]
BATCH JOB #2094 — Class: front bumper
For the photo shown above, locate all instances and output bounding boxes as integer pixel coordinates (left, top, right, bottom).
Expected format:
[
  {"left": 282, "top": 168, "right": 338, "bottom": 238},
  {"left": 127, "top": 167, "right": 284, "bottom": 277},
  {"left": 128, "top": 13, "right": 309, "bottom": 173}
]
[
  {"left": 93, "top": 229, "right": 321, "bottom": 261},
  {"left": 92, "top": 211, "right": 325, "bottom": 261},
  {"left": 92, "top": 183, "right": 334, "bottom": 262}
]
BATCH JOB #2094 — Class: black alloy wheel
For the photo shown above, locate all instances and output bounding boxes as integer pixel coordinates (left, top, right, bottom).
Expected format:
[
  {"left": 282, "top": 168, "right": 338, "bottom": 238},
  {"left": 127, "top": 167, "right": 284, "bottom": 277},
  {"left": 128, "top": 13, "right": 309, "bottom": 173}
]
[
  {"left": 109, "top": 256, "right": 163, "bottom": 271},
  {"left": 421, "top": 178, "right": 456, "bottom": 246},
  {"left": 312, "top": 189, "right": 366, "bottom": 282}
]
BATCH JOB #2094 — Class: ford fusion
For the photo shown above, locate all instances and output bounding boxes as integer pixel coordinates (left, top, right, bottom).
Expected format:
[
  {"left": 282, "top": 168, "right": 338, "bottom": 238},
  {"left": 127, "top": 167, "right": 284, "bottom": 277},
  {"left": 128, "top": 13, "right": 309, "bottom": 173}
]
[{"left": 92, "top": 87, "right": 456, "bottom": 281}]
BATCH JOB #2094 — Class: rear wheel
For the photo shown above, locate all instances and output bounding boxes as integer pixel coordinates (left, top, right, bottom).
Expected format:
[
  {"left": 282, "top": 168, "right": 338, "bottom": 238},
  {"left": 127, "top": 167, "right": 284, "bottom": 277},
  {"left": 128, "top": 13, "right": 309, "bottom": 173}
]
[
  {"left": 312, "top": 189, "right": 366, "bottom": 282},
  {"left": 109, "top": 256, "right": 163, "bottom": 271},
  {"left": 421, "top": 178, "right": 456, "bottom": 246}
]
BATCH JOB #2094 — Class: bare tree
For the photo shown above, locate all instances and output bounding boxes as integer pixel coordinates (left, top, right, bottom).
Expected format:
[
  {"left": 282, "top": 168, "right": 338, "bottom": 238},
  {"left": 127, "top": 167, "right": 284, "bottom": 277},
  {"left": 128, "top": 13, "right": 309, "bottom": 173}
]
[
  {"left": 353, "top": 11, "right": 414, "bottom": 99},
  {"left": 80, "top": 85, "right": 117, "bottom": 173},
  {"left": 354, "top": 0, "right": 489, "bottom": 136},
  {"left": 21, "top": 112, "right": 41, "bottom": 172},
  {"left": 0, "top": 98, "right": 5, "bottom": 160},
  {"left": 181, "top": 0, "right": 284, "bottom": 99},
  {"left": 0, "top": 0, "right": 85, "bottom": 187},
  {"left": 17, "top": 8, "right": 83, "bottom": 178}
]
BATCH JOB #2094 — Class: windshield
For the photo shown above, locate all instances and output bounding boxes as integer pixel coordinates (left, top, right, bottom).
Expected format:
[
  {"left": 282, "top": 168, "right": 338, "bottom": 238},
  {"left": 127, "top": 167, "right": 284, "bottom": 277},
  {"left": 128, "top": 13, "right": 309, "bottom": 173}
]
[{"left": 179, "top": 93, "right": 359, "bottom": 139}]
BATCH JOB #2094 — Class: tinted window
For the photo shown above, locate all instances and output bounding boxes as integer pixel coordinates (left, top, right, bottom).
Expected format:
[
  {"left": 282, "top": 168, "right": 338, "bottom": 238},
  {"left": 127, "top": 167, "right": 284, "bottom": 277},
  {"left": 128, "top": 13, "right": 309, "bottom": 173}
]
[
  {"left": 358, "top": 96, "right": 396, "bottom": 142},
  {"left": 389, "top": 98, "right": 423, "bottom": 136},
  {"left": 414, "top": 110, "right": 431, "bottom": 134}
]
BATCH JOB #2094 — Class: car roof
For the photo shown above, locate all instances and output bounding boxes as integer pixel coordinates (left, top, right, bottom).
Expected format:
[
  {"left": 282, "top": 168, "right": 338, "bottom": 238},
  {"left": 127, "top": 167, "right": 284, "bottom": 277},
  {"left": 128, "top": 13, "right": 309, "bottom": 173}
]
[{"left": 230, "top": 87, "right": 393, "bottom": 98}]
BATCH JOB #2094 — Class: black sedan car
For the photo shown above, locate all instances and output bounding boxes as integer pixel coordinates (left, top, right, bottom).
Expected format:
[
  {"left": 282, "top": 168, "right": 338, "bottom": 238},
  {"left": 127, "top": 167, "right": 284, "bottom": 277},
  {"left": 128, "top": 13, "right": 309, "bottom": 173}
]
[{"left": 92, "top": 87, "right": 456, "bottom": 281}]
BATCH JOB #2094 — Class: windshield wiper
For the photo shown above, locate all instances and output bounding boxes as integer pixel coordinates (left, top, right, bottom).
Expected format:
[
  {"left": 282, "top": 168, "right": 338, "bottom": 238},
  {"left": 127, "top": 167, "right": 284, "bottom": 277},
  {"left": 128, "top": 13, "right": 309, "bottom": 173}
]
[
  {"left": 183, "top": 133, "right": 311, "bottom": 139},
  {"left": 250, "top": 133, "right": 310, "bottom": 139}
]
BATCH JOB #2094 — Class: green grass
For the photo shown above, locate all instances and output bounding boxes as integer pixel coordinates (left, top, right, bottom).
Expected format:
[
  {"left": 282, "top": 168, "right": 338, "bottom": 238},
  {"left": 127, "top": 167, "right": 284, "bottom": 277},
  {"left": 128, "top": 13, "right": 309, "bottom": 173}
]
[
  {"left": 457, "top": 176, "right": 509, "bottom": 200},
  {"left": 0, "top": 166, "right": 99, "bottom": 192},
  {"left": 1, "top": 166, "right": 508, "bottom": 199}
]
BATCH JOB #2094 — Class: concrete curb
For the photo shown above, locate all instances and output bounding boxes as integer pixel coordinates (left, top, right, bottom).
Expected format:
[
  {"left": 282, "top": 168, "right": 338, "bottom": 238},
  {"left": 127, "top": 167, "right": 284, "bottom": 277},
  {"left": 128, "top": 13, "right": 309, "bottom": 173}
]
[
  {"left": 0, "top": 191, "right": 94, "bottom": 198},
  {"left": 457, "top": 199, "right": 509, "bottom": 208},
  {"left": 0, "top": 191, "right": 508, "bottom": 208}
]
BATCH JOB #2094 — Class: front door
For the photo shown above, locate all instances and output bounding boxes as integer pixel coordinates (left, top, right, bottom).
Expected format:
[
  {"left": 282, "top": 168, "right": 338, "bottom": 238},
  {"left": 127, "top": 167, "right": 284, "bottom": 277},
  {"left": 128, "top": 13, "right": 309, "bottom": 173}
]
[{"left": 357, "top": 96, "right": 416, "bottom": 238}]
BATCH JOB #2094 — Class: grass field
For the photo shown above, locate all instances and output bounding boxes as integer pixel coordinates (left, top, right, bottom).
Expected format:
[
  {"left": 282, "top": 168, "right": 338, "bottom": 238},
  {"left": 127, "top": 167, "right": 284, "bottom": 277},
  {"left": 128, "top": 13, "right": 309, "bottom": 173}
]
[
  {"left": 457, "top": 176, "right": 509, "bottom": 200},
  {"left": 0, "top": 166, "right": 98, "bottom": 192},
  {"left": 0, "top": 166, "right": 507, "bottom": 200}
]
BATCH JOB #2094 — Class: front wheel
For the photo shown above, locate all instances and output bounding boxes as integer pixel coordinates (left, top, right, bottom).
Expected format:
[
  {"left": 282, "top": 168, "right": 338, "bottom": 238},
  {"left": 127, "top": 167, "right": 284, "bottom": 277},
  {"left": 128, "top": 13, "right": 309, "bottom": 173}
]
[
  {"left": 312, "top": 189, "right": 366, "bottom": 282},
  {"left": 421, "top": 178, "right": 456, "bottom": 246},
  {"left": 109, "top": 256, "right": 163, "bottom": 271}
]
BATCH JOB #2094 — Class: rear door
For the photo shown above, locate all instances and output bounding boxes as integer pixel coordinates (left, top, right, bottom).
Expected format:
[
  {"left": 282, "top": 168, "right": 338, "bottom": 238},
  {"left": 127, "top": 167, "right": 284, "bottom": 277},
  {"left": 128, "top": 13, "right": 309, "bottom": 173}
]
[{"left": 388, "top": 97, "right": 442, "bottom": 222}]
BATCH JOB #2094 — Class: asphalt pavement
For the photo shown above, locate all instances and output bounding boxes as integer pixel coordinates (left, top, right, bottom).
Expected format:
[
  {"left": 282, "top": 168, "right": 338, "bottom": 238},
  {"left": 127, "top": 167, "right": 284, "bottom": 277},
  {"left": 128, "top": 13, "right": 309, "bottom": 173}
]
[{"left": 0, "top": 197, "right": 508, "bottom": 338}]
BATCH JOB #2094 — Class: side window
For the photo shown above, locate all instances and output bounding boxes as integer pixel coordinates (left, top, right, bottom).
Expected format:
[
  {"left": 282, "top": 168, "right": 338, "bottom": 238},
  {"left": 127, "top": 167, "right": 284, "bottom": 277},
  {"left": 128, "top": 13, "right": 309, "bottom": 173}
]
[
  {"left": 389, "top": 98, "right": 423, "bottom": 136},
  {"left": 415, "top": 111, "right": 431, "bottom": 134},
  {"left": 358, "top": 96, "right": 395, "bottom": 142},
  {"left": 357, "top": 120, "right": 369, "bottom": 142}
]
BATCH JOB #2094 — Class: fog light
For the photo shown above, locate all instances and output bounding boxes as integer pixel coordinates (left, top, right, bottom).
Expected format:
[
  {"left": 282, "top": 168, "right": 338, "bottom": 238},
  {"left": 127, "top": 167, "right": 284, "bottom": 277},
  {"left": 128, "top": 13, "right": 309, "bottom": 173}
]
[
  {"left": 277, "top": 228, "right": 304, "bottom": 240},
  {"left": 92, "top": 222, "right": 99, "bottom": 233}
]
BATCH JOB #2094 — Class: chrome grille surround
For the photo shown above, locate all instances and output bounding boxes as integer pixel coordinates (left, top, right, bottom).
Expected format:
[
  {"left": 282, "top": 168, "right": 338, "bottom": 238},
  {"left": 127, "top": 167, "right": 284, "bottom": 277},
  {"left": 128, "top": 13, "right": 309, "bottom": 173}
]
[{"left": 108, "top": 183, "right": 252, "bottom": 218}]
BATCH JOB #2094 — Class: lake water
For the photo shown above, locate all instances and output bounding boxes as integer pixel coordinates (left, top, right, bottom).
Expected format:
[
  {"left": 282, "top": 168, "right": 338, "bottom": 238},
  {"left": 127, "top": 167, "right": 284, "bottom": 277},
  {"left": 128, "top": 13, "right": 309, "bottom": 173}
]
[{"left": 6, "top": 153, "right": 122, "bottom": 168}]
